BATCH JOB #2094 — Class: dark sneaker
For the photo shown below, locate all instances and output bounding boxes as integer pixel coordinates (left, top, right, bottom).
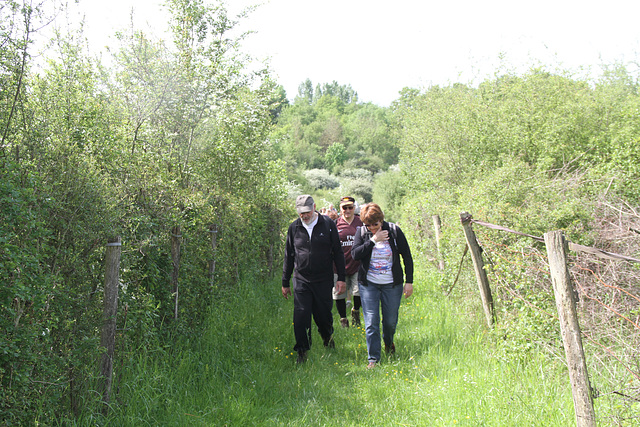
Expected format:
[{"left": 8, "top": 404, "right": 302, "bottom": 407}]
[
  {"left": 323, "top": 335, "right": 335, "bottom": 348},
  {"left": 340, "top": 317, "right": 349, "bottom": 328},
  {"left": 351, "top": 309, "right": 361, "bottom": 327},
  {"left": 296, "top": 351, "right": 308, "bottom": 364},
  {"left": 385, "top": 343, "right": 396, "bottom": 355}
]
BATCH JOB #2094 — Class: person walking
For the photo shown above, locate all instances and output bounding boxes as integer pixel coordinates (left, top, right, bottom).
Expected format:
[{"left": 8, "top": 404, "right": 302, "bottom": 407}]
[
  {"left": 282, "top": 195, "right": 347, "bottom": 364},
  {"left": 351, "top": 203, "right": 414, "bottom": 369},
  {"left": 333, "top": 196, "right": 364, "bottom": 328}
]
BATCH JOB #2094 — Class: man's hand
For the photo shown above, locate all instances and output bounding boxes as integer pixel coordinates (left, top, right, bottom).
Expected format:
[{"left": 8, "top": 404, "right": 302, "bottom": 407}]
[
  {"left": 335, "top": 280, "right": 347, "bottom": 295},
  {"left": 282, "top": 286, "right": 291, "bottom": 299},
  {"left": 403, "top": 283, "right": 414, "bottom": 299}
]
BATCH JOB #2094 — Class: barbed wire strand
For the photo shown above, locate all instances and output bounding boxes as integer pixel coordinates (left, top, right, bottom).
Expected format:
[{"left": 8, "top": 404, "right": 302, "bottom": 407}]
[
  {"left": 571, "top": 274, "right": 640, "bottom": 331},
  {"left": 581, "top": 329, "right": 640, "bottom": 382},
  {"left": 573, "top": 263, "right": 640, "bottom": 306}
]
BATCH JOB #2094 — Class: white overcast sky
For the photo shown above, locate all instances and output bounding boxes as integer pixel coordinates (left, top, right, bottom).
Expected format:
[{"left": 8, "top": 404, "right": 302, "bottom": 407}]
[{"left": 57, "top": 0, "right": 640, "bottom": 106}]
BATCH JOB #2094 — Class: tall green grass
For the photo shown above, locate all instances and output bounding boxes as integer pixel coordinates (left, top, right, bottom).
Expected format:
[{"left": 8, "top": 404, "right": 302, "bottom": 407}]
[{"left": 96, "top": 266, "right": 578, "bottom": 426}]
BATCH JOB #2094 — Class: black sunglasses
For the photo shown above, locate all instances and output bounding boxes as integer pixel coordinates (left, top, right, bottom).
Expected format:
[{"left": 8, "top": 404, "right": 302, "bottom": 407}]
[{"left": 341, "top": 205, "right": 354, "bottom": 210}]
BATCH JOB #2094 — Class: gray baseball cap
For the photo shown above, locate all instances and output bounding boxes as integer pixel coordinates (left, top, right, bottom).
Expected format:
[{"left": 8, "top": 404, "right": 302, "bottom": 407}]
[{"left": 296, "top": 195, "right": 315, "bottom": 213}]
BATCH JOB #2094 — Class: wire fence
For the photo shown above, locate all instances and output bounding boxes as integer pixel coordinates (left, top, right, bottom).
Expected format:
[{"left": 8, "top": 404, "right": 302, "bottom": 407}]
[{"left": 451, "top": 200, "right": 640, "bottom": 426}]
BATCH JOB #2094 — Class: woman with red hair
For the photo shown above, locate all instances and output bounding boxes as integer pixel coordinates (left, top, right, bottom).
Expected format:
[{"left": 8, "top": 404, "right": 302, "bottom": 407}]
[{"left": 352, "top": 203, "right": 414, "bottom": 369}]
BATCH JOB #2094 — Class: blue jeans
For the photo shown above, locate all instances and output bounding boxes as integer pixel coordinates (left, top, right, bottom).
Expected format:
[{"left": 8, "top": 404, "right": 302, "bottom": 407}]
[{"left": 359, "top": 282, "right": 403, "bottom": 362}]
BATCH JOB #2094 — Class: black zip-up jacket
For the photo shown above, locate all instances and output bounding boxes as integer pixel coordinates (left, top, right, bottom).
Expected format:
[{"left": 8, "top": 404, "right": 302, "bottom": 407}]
[
  {"left": 352, "top": 221, "right": 413, "bottom": 287},
  {"left": 282, "top": 213, "right": 346, "bottom": 287}
]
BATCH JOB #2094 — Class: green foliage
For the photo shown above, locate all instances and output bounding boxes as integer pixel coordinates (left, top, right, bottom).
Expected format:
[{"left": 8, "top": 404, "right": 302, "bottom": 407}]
[
  {"left": 0, "top": 0, "right": 292, "bottom": 422},
  {"left": 337, "top": 168, "right": 374, "bottom": 204},
  {"left": 273, "top": 80, "right": 397, "bottom": 179},
  {"left": 0, "top": 163, "right": 61, "bottom": 423},
  {"left": 303, "top": 168, "right": 340, "bottom": 190},
  {"left": 343, "top": 102, "right": 398, "bottom": 166},
  {"left": 324, "top": 142, "right": 347, "bottom": 172},
  {"left": 338, "top": 167, "right": 371, "bottom": 181},
  {"left": 395, "top": 66, "right": 639, "bottom": 241},
  {"left": 372, "top": 165, "right": 406, "bottom": 222},
  {"left": 296, "top": 78, "right": 358, "bottom": 105},
  {"left": 587, "top": 65, "right": 640, "bottom": 203}
]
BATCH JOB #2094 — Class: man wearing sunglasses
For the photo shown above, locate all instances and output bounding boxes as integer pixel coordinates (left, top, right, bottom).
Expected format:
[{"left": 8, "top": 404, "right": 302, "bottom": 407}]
[{"left": 333, "top": 196, "right": 364, "bottom": 328}]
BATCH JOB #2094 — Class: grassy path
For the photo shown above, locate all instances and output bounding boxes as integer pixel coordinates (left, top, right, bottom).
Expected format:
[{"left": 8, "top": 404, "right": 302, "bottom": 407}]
[{"left": 106, "top": 266, "right": 575, "bottom": 426}]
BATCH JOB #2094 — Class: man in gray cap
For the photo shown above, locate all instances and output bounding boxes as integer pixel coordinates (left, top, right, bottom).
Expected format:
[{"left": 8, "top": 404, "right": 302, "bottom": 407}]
[{"left": 282, "top": 195, "right": 347, "bottom": 363}]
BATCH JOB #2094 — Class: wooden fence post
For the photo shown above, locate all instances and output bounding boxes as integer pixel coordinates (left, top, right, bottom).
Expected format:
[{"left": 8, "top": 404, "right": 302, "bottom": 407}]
[
  {"left": 432, "top": 214, "right": 445, "bottom": 271},
  {"left": 100, "top": 236, "right": 121, "bottom": 409},
  {"left": 171, "top": 226, "right": 181, "bottom": 320},
  {"left": 544, "top": 230, "right": 596, "bottom": 427},
  {"left": 460, "top": 212, "right": 495, "bottom": 328},
  {"left": 209, "top": 224, "right": 218, "bottom": 288},
  {"left": 267, "top": 224, "right": 275, "bottom": 277}
]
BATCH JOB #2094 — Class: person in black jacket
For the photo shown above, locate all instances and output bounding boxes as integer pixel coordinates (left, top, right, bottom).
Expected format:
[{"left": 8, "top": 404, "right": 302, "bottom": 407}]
[
  {"left": 282, "top": 195, "right": 346, "bottom": 364},
  {"left": 352, "top": 203, "right": 413, "bottom": 369}
]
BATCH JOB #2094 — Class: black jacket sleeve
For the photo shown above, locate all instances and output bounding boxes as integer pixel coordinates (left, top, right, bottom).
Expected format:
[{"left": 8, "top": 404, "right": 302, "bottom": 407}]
[
  {"left": 282, "top": 222, "right": 296, "bottom": 287},
  {"left": 395, "top": 225, "right": 414, "bottom": 284}
]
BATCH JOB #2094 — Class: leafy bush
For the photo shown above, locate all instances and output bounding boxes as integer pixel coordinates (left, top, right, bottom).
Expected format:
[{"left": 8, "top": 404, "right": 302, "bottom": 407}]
[
  {"left": 340, "top": 178, "right": 373, "bottom": 203},
  {"left": 303, "top": 168, "right": 340, "bottom": 190},
  {"left": 339, "top": 167, "right": 372, "bottom": 181},
  {"left": 324, "top": 142, "right": 347, "bottom": 173},
  {"left": 372, "top": 165, "right": 405, "bottom": 222}
]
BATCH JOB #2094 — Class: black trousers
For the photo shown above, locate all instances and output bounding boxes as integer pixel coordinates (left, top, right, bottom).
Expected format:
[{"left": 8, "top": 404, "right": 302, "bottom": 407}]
[{"left": 292, "top": 278, "right": 334, "bottom": 353}]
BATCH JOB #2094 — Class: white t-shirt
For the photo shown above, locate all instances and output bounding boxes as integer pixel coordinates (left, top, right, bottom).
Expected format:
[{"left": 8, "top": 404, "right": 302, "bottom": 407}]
[
  {"left": 367, "top": 240, "right": 394, "bottom": 284},
  {"left": 302, "top": 214, "right": 318, "bottom": 239}
]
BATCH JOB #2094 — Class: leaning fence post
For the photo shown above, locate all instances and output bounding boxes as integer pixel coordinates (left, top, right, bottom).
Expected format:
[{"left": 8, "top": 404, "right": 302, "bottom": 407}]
[
  {"left": 460, "top": 212, "right": 495, "bottom": 328},
  {"left": 432, "top": 214, "right": 445, "bottom": 271},
  {"left": 100, "top": 236, "right": 121, "bottom": 410},
  {"left": 544, "top": 230, "right": 596, "bottom": 427},
  {"left": 171, "top": 226, "right": 181, "bottom": 320}
]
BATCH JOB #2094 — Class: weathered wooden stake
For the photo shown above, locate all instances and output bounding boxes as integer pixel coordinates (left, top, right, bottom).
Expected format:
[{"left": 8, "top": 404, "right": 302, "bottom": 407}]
[
  {"left": 544, "top": 230, "right": 596, "bottom": 427},
  {"left": 171, "top": 226, "right": 181, "bottom": 320},
  {"left": 267, "top": 224, "right": 275, "bottom": 276},
  {"left": 100, "top": 236, "right": 121, "bottom": 409},
  {"left": 209, "top": 224, "right": 218, "bottom": 287},
  {"left": 432, "top": 214, "right": 445, "bottom": 271},
  {"left": 460, "top": 212, "right": 495, "bottom": 328}
]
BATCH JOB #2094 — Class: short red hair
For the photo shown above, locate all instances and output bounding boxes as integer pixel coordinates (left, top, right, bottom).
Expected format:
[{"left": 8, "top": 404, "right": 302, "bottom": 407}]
[{"left": 360, "top": 203, "right": 384, "bottom": 225}]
